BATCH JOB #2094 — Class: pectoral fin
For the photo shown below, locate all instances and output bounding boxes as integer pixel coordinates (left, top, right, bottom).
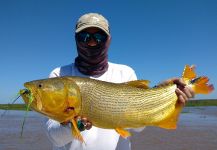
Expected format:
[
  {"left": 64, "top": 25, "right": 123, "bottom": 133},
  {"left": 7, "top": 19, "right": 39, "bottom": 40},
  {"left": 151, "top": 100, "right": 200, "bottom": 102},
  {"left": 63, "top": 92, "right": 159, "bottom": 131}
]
[
  {"left": 115, "top": 128, "right": 131, "bottom": 138},
  {"left": 71, "top": 119, "right": 85, "bottom": 143},
  {"left": 157, "top": 104, "right": 183, "bottom": 129},
  {"left": 125, "top": 80, "right": 150, "bottom": 89},
  {"left": 36, "top": 99, "right": 42, "bottom": 111}
]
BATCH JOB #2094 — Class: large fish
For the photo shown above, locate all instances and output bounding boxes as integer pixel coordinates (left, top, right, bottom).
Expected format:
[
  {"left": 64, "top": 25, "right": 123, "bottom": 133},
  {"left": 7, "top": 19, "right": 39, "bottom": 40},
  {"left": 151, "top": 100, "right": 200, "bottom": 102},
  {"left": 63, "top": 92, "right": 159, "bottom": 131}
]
[{"left": 20, "top": 65, "right": 214, "bottom": 142}]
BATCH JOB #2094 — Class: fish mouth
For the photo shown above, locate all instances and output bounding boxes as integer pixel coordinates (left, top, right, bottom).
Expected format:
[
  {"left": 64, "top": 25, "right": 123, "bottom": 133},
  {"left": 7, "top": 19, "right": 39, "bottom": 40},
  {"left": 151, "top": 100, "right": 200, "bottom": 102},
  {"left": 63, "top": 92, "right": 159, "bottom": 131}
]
[
  {"left": 20, "top": 89, "right": 31, "bottom": 95},
  {"left": 20, "top": 88, "right": 42, "bottom": 111},
  {"left": 20, "top": 88, "right": 33, "bottom": 104}
]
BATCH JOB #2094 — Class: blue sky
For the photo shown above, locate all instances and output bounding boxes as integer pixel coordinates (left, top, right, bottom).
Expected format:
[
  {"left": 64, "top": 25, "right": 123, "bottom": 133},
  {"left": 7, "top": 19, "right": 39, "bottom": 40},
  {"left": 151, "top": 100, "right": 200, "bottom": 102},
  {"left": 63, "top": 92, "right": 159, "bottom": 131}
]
[{"left": 0, "top": 0, "right": 216, "bottom": 103}]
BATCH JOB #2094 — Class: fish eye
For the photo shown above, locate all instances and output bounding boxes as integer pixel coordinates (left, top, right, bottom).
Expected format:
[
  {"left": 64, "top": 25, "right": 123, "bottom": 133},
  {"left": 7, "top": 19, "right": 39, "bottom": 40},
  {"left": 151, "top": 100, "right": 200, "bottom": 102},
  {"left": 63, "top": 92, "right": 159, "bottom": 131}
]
[{"left": 38, "top": 84, "right": 42, "bottom": 88}]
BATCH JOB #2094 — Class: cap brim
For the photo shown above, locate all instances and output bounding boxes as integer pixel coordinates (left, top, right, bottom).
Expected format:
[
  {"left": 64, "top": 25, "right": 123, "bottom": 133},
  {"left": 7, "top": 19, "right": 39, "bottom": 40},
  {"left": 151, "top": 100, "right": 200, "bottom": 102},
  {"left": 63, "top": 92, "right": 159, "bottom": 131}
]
[{"left": 75, "top": 24, "right": 110, "bottom": 36}]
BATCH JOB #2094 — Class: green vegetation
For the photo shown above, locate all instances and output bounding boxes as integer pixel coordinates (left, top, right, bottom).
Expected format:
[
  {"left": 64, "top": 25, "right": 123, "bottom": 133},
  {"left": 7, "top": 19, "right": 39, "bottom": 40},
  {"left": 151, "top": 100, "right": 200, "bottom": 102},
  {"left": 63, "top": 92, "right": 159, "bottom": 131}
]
[
  {"left": 0, "top": 99, "right": 217, "bottom": 111},
  {"left": 0, "top": 104, "right": 29, "bottom": 111},
  {"left": 186, "top": 99, "right": 217, "bottom": 107}
]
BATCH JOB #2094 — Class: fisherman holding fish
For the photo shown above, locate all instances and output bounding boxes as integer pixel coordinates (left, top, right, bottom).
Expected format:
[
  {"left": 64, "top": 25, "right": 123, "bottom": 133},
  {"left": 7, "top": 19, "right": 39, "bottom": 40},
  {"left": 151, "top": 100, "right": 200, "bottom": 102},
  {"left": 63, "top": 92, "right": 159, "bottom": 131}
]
[{"left": 42, "top": 13, "right": 195, "bottom": 150}]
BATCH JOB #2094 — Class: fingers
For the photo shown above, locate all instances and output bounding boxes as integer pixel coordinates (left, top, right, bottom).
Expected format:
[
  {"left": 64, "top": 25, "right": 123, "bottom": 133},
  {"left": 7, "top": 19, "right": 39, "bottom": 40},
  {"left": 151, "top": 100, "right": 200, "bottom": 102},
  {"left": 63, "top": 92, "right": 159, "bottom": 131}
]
[
  {"left": 85, "top": 122, "right": 92, "bottom": 130},
  {"left": 183, "top": 86, "right": 195, "bottom": 98},
  {"left": 173, "top": 78, "right": 186, "bottom": 87},
  {"left": 80, "top": 117, "right": 92, "bottom": 130},
  {"left": 175, "top": 88, "right": 188, "bottom": 105},
  {"left": 170, "top": 77, "right": 195, "bottom": 105},
  {"left": 175, "top": 86, "right": 195, "bottom": 105},
  {"left": 75, "top": 116, "right": 92, "bottom": 131}
]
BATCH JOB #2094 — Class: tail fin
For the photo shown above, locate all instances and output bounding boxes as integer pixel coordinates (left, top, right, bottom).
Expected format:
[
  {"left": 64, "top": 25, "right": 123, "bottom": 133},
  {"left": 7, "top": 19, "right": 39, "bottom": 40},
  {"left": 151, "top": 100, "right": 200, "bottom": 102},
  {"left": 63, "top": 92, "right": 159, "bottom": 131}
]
[
  {"left": 182, "top": 65, "right": 214, "bottom": 94},
  {"left": 182, "top": 65, "right": 196, "bottom": 79},
  {"left": 191, "top": 77, "right": 214, "bottom": 94}
]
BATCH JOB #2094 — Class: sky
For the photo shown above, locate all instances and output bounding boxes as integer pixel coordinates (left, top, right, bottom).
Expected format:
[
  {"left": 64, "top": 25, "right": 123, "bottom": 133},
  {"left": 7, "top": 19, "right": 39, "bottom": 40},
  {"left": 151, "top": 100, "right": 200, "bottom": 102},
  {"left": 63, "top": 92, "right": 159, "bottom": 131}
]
[{"left": 0, "top": 0, "right": 217, "bottom": 104}]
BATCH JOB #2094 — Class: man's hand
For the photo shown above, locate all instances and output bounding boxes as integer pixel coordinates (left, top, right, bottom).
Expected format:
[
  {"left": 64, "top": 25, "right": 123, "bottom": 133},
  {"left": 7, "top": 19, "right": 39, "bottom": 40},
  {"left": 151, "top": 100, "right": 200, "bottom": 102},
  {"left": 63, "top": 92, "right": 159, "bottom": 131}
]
[
  {"left": 76, "top": 116, "right": 92, "bottom": 131},
  {"left": 61, "top": 116, "right": 92, "bottom": 131},
  {"left": 172, "top": 78, "right": 194, "bottom": 105},
  {"left": 157, "top": 78, "right": 195, "bottom": 105}
]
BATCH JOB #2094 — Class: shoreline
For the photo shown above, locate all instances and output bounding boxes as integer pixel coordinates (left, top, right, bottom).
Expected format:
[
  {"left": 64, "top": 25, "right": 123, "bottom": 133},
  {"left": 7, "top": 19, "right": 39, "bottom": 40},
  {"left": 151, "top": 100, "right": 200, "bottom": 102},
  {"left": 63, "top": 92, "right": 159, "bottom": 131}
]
[{"left": 1, "top": 99, "right": 217, "bottom": 111}]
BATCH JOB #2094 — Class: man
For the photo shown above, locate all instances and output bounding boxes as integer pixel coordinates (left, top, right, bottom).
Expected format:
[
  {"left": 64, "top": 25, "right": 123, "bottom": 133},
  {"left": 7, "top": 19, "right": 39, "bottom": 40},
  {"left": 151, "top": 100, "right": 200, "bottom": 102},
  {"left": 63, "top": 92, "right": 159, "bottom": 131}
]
[{"left": 43, "top": 13, "right": 194, "bottom": 150}]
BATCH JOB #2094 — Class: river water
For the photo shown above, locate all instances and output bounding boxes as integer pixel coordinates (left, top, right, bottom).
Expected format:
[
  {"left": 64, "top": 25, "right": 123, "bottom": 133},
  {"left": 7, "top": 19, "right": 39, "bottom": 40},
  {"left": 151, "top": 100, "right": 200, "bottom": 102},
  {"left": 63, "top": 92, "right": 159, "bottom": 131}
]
[{"left": 0, "top": 107, "right": 217, "bottom": 150}]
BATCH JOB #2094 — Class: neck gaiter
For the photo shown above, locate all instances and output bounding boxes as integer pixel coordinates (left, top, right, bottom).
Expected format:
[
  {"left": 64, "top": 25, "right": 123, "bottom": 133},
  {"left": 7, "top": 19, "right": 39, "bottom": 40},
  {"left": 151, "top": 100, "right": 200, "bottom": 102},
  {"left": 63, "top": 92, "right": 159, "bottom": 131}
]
[{"left": 75, "top": 38, "right": 110, "bottom": 76}]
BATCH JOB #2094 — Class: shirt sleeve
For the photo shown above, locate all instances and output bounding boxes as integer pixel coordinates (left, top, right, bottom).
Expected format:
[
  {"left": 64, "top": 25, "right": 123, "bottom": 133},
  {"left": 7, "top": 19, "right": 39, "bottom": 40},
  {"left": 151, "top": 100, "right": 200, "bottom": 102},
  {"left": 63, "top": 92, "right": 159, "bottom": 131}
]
[
  {"left": 120, "top": 65, "right": 137, "bottom": 82},
  {"left": 42, "top": 119, "right": 75, "bottom": 147},
  {"left": 128, "top": 68, "right": 137, "bottom": 81}
]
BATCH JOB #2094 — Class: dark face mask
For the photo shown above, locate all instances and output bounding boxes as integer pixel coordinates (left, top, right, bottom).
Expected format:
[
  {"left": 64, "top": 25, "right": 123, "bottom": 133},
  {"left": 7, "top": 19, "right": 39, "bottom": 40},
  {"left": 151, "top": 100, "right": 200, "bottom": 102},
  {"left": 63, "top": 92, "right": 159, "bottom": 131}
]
[{"left": 74, "top": 32, "right": 110, "bottom": 76}]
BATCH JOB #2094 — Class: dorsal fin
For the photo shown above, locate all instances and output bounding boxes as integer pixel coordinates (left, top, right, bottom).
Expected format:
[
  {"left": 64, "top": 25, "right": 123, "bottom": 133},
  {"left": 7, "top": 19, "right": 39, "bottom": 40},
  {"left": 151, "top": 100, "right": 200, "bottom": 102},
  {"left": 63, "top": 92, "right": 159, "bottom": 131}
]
[{"left": 124, "top": 80, "right": 150, "bottom": 89}]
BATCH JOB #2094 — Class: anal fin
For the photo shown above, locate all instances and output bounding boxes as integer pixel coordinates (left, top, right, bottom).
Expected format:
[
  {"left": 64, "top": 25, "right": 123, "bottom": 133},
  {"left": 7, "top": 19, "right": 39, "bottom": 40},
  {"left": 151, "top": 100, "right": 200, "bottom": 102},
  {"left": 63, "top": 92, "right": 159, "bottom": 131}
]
[{"left": 115, "top": 128, "right": 131, "bottom": 138}]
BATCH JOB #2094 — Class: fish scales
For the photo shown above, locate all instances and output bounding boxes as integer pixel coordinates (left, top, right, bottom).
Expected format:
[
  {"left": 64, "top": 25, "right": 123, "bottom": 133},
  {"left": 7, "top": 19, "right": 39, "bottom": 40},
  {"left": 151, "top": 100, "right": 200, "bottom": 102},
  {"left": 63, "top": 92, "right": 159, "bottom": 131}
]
[{"left": 74, "top": 78, "right": 178, "bottom": 128}]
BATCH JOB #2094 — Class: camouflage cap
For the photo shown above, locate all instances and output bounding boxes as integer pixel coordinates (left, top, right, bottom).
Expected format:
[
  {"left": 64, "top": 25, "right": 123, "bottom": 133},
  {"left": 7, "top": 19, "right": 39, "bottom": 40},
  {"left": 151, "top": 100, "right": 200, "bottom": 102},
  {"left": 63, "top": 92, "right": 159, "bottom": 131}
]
[{"left": 75, "top": 13, "right": 110, "bottom": 35}]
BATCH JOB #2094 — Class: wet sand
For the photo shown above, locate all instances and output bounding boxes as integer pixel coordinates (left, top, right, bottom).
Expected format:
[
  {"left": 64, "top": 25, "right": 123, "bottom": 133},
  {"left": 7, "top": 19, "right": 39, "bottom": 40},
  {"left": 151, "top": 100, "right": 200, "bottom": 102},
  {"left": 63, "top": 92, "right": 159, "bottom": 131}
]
[{"left": 0, "top": 107, "right": 217, "bottom": 150}]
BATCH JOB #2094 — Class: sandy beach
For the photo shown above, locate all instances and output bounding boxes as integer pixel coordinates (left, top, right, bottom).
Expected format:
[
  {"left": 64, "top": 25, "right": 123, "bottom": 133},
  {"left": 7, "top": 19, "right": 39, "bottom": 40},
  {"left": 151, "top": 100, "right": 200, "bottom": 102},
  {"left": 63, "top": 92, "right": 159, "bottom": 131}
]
[{"left": 0, "top": 107, "right": 217, "bottom": 150}]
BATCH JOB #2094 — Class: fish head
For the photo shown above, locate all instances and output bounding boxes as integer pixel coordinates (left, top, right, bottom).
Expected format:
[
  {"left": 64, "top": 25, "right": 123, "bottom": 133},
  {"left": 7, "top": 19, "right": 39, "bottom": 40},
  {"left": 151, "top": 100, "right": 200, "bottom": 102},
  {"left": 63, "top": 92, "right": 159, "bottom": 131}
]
[{"left": 20, "top": 77, "right": 82, "bottom": 123}]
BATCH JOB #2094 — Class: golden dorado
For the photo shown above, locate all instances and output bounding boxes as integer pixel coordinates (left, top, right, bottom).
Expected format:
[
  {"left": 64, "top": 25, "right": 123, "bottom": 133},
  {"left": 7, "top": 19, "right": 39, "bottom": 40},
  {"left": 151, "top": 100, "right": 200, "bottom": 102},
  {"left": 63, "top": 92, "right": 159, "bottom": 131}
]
[{"left": 20, "top": 65, "right": 214, "bottom": 142}]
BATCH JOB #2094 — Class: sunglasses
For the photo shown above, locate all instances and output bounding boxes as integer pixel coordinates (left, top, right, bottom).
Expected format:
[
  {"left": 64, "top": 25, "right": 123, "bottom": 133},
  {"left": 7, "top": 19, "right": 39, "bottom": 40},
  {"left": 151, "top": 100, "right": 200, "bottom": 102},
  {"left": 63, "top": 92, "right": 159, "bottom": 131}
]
[{"left": 76, "top": 31, "right": 107, "bottom": 44}]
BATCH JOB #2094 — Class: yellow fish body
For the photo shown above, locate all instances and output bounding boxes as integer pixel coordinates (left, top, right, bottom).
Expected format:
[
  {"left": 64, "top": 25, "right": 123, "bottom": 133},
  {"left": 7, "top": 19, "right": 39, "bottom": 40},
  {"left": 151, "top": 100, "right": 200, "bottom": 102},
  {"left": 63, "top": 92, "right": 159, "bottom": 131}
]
[{"left": 20, "top": 65, "right": 214, "bottom": 142}]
